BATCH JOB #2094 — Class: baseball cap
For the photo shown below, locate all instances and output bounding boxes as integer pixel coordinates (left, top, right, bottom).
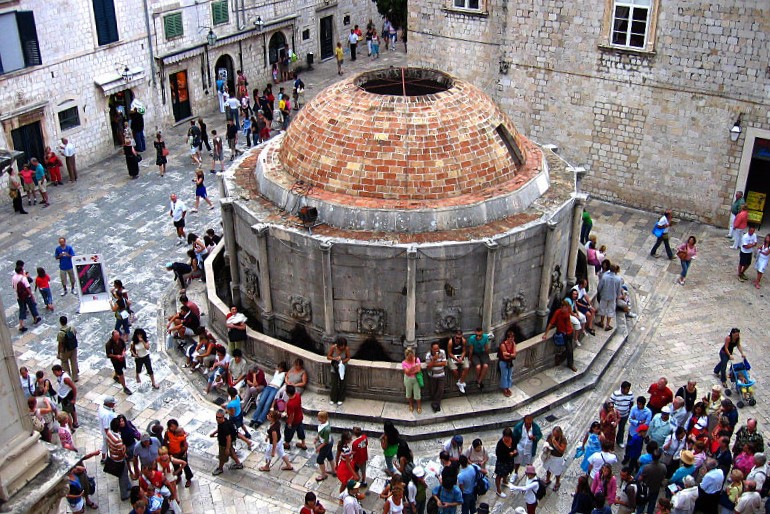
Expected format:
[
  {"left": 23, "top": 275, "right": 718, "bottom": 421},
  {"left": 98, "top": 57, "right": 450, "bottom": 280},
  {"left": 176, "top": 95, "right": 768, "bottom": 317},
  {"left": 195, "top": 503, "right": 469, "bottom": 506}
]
[
  {"left": 140, "top": 433, "right": 152, "bottom": 442},
  {"left": 412, "top": 466, "right": 425, "bottom": 478},
  {"left": 347, "top": 479, "right": 361, "bottom": 490},
  {"left": 103, "top": 395, "right": 116, "bottom": 405},
  {"left": 453, "top": 435, "right": 463, "bottom": 445},
  {"left": 637, "top": 424, "right": 649, "bottom": 432}
]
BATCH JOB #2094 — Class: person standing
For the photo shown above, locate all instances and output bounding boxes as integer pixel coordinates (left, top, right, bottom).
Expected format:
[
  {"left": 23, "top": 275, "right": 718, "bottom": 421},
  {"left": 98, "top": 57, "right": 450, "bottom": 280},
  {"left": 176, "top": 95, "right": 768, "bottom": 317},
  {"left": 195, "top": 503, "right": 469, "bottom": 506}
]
[
  {"left": 327, "top": 336, "right": 350, "bottom": 406},
  {"left": 512, "top": 415, "right": 543, "bottom": 479},
  {"left": 542, "top": 301, "right": 576, "bottom": 371},
  {"left": 402, "top": 348, "right": 422, "bottom": 414},
  {"left": 610, "top": 381, "right": 634, "bottom": 448},
  {"left": 130, "top": 108, "right": 145, "bottom": 153},
  {"left": 713, "top": 328, "right": 745, "bottom": 390},
  {"left": 226, "top": 119, "right": 240, "bottom": 161},
  {"left": 348, "top": 29, "right": 358, "bottom": 61},
  {"left": 728, "top": 191, "right": 745, "bottom": 239},
  {"left": 34, "top": 267, "right": 54, "bottom": 312},
  {"left": 754, "top": 234, "right": 770, "bottom": 288},
  {"left": 650, "top": 210, "right": 674, "bottom": 259},
  {"left": 130, "top": 328, "right": 159, "bottom": 389},
  {"left": 738, "top": 225, "right": 758, "bottom": 281},
  {"left": 153, "top": 132, "right": 167, "bottom": 176},
  {"left": 8, "top": 166, "right": 27, "bottom": 214},
  {"left": 615, "top": 467, "right": 638, "bottom": 514},
  {"left": 498, "top": 329, "right": 517, "bottom": 397},
  {"left": 226, "top": 94, "right": 241, "bottom": 128},
  {"left": 211, "top": 130, "right": 225, "bottom": 173},
  {"left": 456, "top": 455, "right": 478, "bottom": 514},
  {"left": 580, "top": 209, "right": 593, "bottom": 244},
  {"left": 106, "top": 418, "right": 132, "bottom": 501},
  {"left": 216, "top": 75, "right": 226, "bottom": 113},
  {"left": 106, "top": 330, "right": 133, "bottom": 395},
  {"left": 169, "top": 193, "right": 187, "bottom": 246},
  {"left": 198, "top": 118, "right": 211, "bottom": 153},
  {"left": 187, "top": 120, "right": 202, "bottom": 166},
  {"left": 57, "top": 316, "right": 79, "bottom": 382},
  {"left": 510, "top": 465, "right": 540, "bottom": 514},
  {"left": 425, "top": 341, "right": 447, "bottom": 412},
  {"left": 676, "top": 236, "right": 697, "bottom": 285},
  {"left": 284, "top": 385, "right": 307, "bottom": 450},
  {"left": 335, "top": 42, "right": 344, "bottom": 75},
  {"left": 98, "top": 395, "right": 118, "bottom": 461},
  {"left": 30, "top": 158, "right": 50, "bottom": 207},
  {"left": 45, "top": 146, "right": 63, "bottom": 185},
  {"left": 52, "top": 364, "right": 79, "bottom": 428},
  {"left": 12, "top": 263, "right": 41, "bottom": 332},
  {"left": 210, "top": 408, "right": 243, "bottom": 475},
  {"left": 596, "top": 264, "right": 622, "bottom": 331},
  {"left": 732, "top": 205, "right": 750, "bottom": 250},
  {"left": 55, "top": 237, "right": 77, "bottom": 296},
  {"left": 192, "top": 169, "right": 215, "bottom": 211},
  {"left": 58, "top": 138, "right": 77, "bottom": 182}
]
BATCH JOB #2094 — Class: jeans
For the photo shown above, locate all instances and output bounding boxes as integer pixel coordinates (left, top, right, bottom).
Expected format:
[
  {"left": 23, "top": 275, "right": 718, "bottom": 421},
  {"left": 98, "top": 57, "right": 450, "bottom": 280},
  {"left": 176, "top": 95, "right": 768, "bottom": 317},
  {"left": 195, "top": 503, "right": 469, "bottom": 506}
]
[
  {"left": 680, "top": 259, "right": 691, "bottom": 278},
  {"left": 18, "top": 296, "right": 39, "bottom": 321},
  {"left": 714, "top": 349, "right": 731, "bottom": 383},
  {"left": 39, "top": 287, "right": 52, "bottom": 306},
  {"left": 616, "top": 415, "right": 629, "bottom": 446},
  {"left": 651, "top": 234, "right": 673, "bottom": 258},
  {"left": 580, "top": 221, "right": 592, "bottom": 244},
  {"left": 133, "top": 131, "right": 146, "bottom": 153},
  {"left": 499, "top": 360, "right": 513, "bottom": 389},
  {"left": 114, "top": 316, "right": 131, "bottom": 336},
  {"left": 350, "top": 43, "right": 357, "bottom": 61},
  {"left": 252, "top": 386, "right": 278, "bottom": 424},
  {"left": 461, "top": 492, "right": 477, "bottom": 514},
  {"left": 564, "top": 337, "right": 574, "bottom": 368}
]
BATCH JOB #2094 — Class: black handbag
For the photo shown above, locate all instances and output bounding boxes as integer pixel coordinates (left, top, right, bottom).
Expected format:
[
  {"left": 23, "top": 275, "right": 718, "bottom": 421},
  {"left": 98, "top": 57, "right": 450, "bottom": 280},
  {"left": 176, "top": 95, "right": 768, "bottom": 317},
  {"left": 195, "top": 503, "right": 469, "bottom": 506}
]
[{"left": 103, "top": 457, "right": 125, "bottom": 477}]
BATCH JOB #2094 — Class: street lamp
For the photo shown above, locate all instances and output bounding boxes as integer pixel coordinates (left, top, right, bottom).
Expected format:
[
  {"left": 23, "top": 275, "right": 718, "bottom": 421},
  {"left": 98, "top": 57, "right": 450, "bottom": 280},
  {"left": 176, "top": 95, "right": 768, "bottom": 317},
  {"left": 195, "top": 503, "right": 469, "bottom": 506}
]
[
  {"left": 730, "top": 115, "right": 742, "bottom": 142},
  {"left": 206, "top": 29, "right": 217, "bottom": 46},
  {"left": 254, "top": 16, "right": 263, "bottom": 32}
]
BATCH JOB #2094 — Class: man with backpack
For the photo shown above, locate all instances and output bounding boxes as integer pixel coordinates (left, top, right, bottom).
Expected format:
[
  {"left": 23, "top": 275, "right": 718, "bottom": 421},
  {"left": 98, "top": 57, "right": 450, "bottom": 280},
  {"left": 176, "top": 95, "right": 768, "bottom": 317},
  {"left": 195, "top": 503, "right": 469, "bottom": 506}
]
[
  {"left": 57, "top": 316, "right": 79, "bottom": 382},
  {"left": 510, "top": 465, "right": 541, "bottom": 513},
  {"left": 635, "top": 450, "right": 663, "bottom": 514},
  {"left": 615, "top": 466, "right": 637, "bottom": 514},
  {"left": 456, "top": 455, "right": 478, "bottom": 514}
]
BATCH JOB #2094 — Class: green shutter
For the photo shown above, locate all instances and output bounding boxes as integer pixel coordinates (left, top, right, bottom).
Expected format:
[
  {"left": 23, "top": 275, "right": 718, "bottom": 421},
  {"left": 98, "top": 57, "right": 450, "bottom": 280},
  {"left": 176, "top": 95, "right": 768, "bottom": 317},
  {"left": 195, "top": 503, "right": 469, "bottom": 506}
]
[
  {"left": 164, "top": 12, "right": 183, "bottom": 40},
  {"left": 212, "top": 0, "right": 229, "bottom": 26}
]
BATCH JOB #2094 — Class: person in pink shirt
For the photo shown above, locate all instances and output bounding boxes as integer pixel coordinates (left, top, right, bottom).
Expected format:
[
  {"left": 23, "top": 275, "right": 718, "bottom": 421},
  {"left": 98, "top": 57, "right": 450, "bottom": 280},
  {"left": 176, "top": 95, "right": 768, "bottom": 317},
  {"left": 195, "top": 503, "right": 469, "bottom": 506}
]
[
  {"left": 676, "top": 236, "right": 698, "bottom": 285},
  {"left": 402, "top": 348, "right": 422, "bottom": 414},
  {"left": 732, "top": 205, "right": 749, "bottom": 249}
]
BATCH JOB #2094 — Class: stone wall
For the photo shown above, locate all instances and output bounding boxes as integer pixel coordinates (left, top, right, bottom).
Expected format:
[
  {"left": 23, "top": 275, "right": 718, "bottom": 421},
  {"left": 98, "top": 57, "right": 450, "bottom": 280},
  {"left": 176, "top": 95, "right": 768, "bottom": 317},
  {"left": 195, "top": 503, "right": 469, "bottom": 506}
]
[{"left": 408, "top": 0, "right": 770, "bottom": 224}]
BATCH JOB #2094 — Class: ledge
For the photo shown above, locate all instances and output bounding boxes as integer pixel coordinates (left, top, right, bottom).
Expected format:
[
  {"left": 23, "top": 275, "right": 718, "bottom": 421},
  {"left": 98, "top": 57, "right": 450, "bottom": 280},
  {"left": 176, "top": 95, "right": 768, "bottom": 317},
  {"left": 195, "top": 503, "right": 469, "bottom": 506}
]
[
  {"left": 441, "top": 6, "right": 489, "bottom": 17},
  {"left": 597, "top": 43, "right": 656, "bottom": 57}
]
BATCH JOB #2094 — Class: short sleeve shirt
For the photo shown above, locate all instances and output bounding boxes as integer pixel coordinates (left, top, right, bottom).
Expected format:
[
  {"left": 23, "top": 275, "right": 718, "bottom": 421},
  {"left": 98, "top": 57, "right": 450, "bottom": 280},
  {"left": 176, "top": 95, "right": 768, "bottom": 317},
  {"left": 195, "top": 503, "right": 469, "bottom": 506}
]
[
  {"left": 55, "top": 245, "right": 75, "bottom": 271},
  {"left": 286, "top": 394, "right": 303, "bottom": 424},
  {"left": 657, "top": 215, "right": 670, "bottom": 234},
  {"left": 468, "top": 334, "right": 488, "bottom": 354},
  {"left": 216, "top": 419, "right": 236, "bottom": 446},
  {"left": 226, "top": 397, "right": 241, "bottom": 417},
  {"left": 170, "top": 200, "right": 186, "bottom": 222},
  {"left": 741, "top": 232, "right": 758, "bottom": 254}
]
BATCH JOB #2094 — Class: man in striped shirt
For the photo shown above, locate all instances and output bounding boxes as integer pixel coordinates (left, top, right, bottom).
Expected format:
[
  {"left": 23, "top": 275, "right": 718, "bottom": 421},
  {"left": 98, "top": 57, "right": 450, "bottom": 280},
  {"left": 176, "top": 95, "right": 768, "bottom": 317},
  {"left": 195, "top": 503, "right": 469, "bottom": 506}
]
[{"left": 611, "top": 381, "right": 634, "bottom": 449}]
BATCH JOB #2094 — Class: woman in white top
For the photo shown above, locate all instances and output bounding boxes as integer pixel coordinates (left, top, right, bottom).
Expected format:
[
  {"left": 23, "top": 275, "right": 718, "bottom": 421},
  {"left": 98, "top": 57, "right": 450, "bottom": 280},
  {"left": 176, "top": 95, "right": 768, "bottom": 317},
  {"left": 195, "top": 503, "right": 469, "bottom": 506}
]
[
  {"left": 383, "top": 482, "right": 405, "bottom": 514},
  {"left": 131, "top": 328, "right": 159, "bottom": 389},
  {"left": 754, "top": 234, "right": 770, "bottom": 289}
]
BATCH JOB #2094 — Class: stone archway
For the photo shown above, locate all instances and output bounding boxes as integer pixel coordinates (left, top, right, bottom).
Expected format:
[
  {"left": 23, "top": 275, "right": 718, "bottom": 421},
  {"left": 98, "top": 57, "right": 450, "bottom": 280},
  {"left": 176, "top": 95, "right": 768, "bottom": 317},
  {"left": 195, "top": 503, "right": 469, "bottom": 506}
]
[
  {"left": 268, "top": 31, "right": 287, "bottom": 65},
  {"left": 214, "top": 54, "right": 235, "bottom": 96}
]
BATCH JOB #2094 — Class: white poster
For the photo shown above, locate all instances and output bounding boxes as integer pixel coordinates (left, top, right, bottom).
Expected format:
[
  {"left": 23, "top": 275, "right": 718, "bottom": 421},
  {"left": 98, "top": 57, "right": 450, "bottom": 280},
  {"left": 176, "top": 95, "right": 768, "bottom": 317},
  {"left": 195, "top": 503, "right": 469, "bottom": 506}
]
[{"left": 72, "top": 254, "right": 111, "bottom": 313}]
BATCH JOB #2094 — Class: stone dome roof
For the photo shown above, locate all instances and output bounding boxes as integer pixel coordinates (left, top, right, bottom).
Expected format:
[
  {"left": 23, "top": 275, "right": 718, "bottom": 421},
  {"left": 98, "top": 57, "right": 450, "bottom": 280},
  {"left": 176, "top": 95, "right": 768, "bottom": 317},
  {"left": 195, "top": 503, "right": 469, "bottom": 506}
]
[{"left": 277, "top": 68, "right": 537, "bottom": 201}]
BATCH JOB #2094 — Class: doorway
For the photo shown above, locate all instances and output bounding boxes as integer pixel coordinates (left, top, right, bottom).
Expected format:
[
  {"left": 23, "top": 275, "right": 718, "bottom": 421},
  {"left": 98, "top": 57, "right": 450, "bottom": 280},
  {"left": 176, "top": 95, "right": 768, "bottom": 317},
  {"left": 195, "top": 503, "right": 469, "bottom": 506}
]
[
  {"left": 108, "top": 90, "right": 134, "bottom": 147},
  {"left": 268, "top": 31, "right": 287, "bottom": 66},
  {"left": 11, "top": 121, "right": 44, "bottom": 168},
  {"left": 169, "top": 70, "right": 192, "bottom": 122},
  {"left": 214, "top": 54, "right": 235, "bottom": 96},
  {"left": 743, "top": 137, "right": 770, "bottom": 230},
  {"left": 320, "top": 16, "right": 334, "bottom": 60}
]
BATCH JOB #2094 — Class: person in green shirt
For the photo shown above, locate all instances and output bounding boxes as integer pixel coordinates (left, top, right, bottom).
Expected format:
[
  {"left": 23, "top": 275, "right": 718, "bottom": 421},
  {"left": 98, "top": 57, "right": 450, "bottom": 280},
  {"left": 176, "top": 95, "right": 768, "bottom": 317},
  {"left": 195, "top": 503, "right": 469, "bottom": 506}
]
[
  {"left": 728, "top": 191, "right": 745, "bottom": 239},
  {"left": 580, "top": 209, "right": 593, "bottom": 244},
  {"left": 467, "top": 327, "right": 490, "bottom": 391}
]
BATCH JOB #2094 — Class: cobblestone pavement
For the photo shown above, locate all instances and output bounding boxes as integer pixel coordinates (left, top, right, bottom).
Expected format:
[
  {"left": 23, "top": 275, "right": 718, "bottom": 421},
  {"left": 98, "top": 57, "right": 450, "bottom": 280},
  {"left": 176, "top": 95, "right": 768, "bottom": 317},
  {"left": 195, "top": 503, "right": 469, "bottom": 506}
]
[{"left": 4, "top": 46, "right": 770, "bottom": 512}]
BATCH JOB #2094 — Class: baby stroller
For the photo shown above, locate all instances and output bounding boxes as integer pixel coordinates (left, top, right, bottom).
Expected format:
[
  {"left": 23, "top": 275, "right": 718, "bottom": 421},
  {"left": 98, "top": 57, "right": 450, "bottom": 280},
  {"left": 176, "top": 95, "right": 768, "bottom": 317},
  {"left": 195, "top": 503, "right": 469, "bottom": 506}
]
[{"left": 729, "top": 358, "right": 756, "bottom": 408}]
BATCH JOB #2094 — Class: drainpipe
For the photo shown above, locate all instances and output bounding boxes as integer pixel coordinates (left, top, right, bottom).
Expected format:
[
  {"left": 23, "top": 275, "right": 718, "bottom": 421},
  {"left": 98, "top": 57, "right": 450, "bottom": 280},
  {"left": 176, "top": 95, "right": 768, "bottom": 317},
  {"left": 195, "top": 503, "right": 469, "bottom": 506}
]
[{"left": 141, "top": 0, "right": 157, "bottom": 87}]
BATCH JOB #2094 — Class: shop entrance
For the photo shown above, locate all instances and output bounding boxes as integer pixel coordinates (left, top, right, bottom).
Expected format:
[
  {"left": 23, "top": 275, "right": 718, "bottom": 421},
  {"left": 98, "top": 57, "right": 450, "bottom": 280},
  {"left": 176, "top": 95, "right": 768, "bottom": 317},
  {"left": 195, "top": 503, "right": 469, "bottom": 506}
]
[
  {"left": 320, "top": 16, "right": 334, "bottom": 60},
  {"left": 108, "top": 90, "right": 134, "bottom": 147},
  {"left": 10, "top": 120, "right": 44, "bottom": 167},
  {"left": 214, "top": 54, "right": 235, "bottom": 96},
  {"left": 268, "top": 31, "right": 287, "bottom": 66},
  {"left": 743, "top": 137, "right": 770, "bottom": 230},
  {"left": 169, "top": 70, "right": 192, "bottom": 122}
]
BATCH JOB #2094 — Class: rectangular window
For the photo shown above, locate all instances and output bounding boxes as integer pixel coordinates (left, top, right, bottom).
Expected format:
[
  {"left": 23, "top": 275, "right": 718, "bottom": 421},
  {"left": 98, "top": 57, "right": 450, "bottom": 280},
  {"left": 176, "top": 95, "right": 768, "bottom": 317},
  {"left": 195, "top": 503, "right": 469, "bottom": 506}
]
[
  {"left": 92, "top": 0, "right": 119, "bottom": 46},
  {"left": 0, "top": 11, "right": 41, "bottom": 74},
  {"left": 164, "top": 12, "right": 183, "bottom": 40},
  {"left": 212, "top": 0, "right": 229, "bottom": 26},
  {"left": 58, "top": 106, "right": 80, "bottom": 131},
  {"left": 611, "top": 0, "right": 650, "bottom": 49},
  {"left": 302, "top": 28, "right": 310, "bottom": 41},
  {"left": 453, "top": 0, "right": 480, "bottom": 9}
]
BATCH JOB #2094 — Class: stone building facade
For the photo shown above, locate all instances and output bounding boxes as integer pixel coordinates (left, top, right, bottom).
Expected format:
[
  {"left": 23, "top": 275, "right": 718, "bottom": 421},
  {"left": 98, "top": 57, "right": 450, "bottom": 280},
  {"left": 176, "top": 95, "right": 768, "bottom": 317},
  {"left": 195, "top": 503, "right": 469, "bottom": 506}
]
[
  {"left": 0, "top": 0, "right": 379, "bottom": 168},
  {"left": 408, "top": 0, "right": 770, "bottom": 226}
]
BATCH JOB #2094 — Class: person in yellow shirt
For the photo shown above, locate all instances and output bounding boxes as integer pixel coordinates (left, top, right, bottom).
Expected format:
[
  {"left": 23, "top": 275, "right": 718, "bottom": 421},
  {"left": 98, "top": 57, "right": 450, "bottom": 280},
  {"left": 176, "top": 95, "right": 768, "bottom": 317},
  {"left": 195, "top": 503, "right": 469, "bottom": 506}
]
[{"left": 335, "top": 42, "right": 344, "bottom": 75}]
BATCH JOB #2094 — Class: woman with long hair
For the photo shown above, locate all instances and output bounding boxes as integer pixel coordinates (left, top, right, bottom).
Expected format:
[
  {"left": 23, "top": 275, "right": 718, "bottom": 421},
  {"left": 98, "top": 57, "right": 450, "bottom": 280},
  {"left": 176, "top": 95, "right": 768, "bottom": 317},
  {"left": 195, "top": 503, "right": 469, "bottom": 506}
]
[
  {"left": 130, "top": 328, "right": 159, "bottom": 389},
  {"left": 755, "top": 234, "right": 770, "bottom": 288},
  {"left": 676, "top": 235, "right": 697, "bottom": 285}
]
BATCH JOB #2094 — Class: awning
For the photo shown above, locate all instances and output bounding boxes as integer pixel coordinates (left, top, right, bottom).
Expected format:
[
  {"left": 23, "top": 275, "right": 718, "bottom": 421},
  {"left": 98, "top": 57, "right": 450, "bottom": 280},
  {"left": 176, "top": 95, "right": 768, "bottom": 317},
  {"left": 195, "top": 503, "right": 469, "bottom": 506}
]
[
  {"left": 94, "top": 67, "right": 147, "bottom": 96},
  {"left": 157, "top": 45, "right": 205, "bottom": 66}
]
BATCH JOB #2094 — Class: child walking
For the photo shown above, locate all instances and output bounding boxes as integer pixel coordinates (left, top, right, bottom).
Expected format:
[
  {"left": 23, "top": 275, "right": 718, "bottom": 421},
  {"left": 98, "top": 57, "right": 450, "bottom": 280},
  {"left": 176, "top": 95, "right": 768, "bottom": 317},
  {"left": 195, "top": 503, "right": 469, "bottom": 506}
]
[
  {"left": 192, "top": 169, "right": 215, "bottom": 211},
  {"left": 314, "top": 411, "right": 336, "bottom": 481},
  {"left": 35, "top": 267, "right": 54, "bottom": 311}
]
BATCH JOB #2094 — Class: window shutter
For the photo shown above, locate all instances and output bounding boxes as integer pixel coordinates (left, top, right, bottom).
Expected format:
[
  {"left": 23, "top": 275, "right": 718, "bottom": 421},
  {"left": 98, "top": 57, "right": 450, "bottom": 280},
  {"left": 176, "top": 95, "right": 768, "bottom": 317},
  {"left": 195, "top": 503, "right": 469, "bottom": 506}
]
[
  {"left": 16, "top": 12, "right": 41, "bottom": 67},
  {"left": 164, "top": 13, "right": 183, "bottom": 39},
  {"left": 212, "top": 0, "right": 229, "bottom": 25},
  {"left": 93, "top": 0, "right": 119, "bottom": 46}
]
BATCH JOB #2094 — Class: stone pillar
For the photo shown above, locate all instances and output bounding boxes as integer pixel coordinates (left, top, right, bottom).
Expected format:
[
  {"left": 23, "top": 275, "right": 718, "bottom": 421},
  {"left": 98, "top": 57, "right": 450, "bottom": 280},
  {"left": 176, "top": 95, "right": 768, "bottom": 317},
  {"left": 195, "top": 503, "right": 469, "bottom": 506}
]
[
  {"left": 221, "top": 199, "right": 241, "bottom": 306},
  {"left": 404, "top": 246, "right": 418, "bottom": 346},
  {"left": 566, "top": 193, "right": 588, "bottom": 288},
  {"left": 252, "top": 223, "right": 275, "bottom": 336},
  {"left": 0, "top": 295, "right": 76, "bottom": 513},
  {"left": 320, "top": 241, "right": 335, "bottom": 341},
  {"left": 217, "top": 169, "right": 228, "bottom": 199},
  {"left": 482, "top": 239, "right": 498, "bottom": 334},
  {"left": 536, "top": 220, "right": 559, "bottom": 332}
]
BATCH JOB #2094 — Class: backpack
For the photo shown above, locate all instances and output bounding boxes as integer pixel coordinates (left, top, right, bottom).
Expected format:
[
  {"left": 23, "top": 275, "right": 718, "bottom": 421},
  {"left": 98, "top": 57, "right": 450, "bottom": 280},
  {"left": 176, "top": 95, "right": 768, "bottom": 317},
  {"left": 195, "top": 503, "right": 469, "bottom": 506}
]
[
  {"left": 61, "top": 328, "right": 78, "bottom": 351},
  {"left": 631, "top": 480, "right": 648, "bottom": 506},
  {"left": 472, "top": 464, "right": 490, "bottom": 496},
  {"left": 758, "top": 471, "right": 769, "bottom": 498},
  {"left": 535, "top": 478, "right": 548, "bottom": 501},
  {"left": 426, "top": 496, "right": 438, "bottom": 514}
]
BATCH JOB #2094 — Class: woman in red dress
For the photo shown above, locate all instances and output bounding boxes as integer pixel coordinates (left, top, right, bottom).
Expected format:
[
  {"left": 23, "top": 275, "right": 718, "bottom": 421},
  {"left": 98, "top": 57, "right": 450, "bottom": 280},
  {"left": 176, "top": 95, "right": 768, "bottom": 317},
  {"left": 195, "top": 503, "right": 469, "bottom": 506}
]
[
  {"left": 335, "top": 432, "right": 358, "bottom": 499},
  {"left": 45, "top": 147, "right": 63, "bottom": 185}
]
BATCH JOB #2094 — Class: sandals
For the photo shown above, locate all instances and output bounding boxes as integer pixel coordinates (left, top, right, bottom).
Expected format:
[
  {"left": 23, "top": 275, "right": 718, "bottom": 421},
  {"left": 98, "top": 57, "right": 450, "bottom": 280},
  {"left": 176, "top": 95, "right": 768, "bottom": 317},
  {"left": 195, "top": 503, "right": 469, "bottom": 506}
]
[
  {"left": 553, "top": 483, "right": 561, "bottom": 492},
  {"left": 185, "top": 480, "right": 192, "bottom": 488},
  {"left": 605, "top": 325, "right": 613, "bottom": 331},
  {"left": 259, "top": 466, "right": 271, "bottom": 472},
  {"left": 281, "top": 465, "right": 294, "bottom": 471},
  {"left": 86, "top": 500, "right": 98, "bottom": 509},
  {"left": 315, "top": 475, "right": 328, "bottom": 482}
]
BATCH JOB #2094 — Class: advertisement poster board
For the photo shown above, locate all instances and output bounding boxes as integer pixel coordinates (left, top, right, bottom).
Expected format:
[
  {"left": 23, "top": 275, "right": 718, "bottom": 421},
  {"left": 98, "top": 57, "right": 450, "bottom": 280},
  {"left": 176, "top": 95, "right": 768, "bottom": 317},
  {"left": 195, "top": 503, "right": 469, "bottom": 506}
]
[{"left": 72, "top": 254, "right": 111, "bottom": 313}]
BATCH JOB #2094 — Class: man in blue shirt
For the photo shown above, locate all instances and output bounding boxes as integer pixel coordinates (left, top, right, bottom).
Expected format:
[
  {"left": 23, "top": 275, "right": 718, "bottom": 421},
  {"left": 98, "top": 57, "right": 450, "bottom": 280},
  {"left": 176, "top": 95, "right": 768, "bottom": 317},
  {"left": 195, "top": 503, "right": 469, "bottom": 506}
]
[
  {"left": 456, "top": 455, "right": 477, "bottom": 514},
  {"left": 30, "top": 158, "right": 50, "bottom": 207},
  {"left": 467, "top": 327, "right": 490, "bottom": 391},
  {"left": 433, "top": 468, "right": 463, "bottom": 514},
  {"left": 55, "top": 237, "right": 77, "bottom": 296},
  {"left": 694, "top": 458, "right": 723, "bottom": 514},
  {"left": 627, "top": 396, "right": 652, "bottom": 445}
]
